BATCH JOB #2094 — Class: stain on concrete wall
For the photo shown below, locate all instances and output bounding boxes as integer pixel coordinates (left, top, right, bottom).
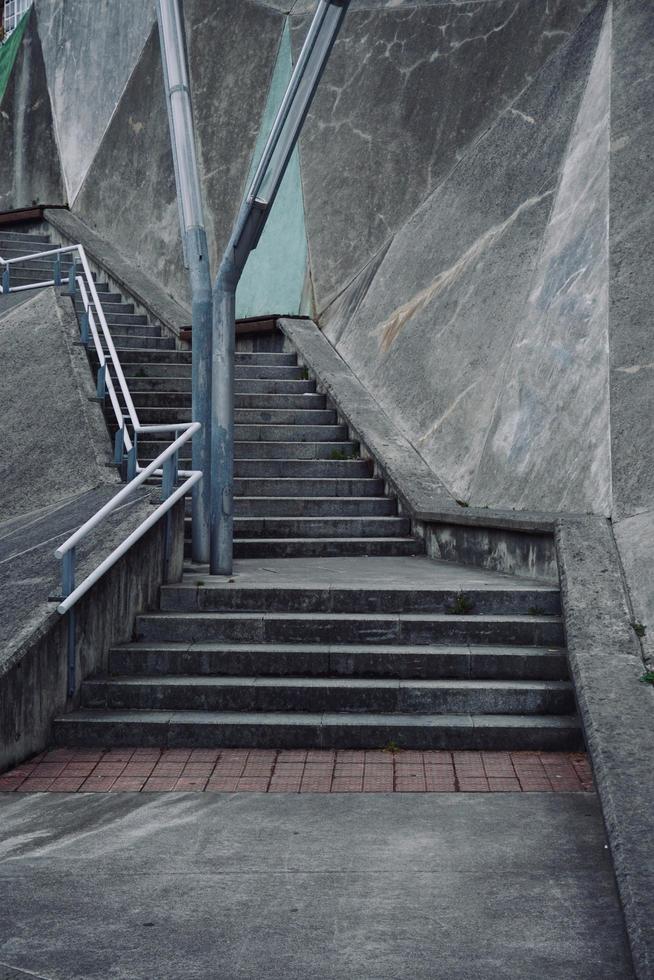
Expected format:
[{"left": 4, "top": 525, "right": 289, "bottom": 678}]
[
  {"left": 34, "top": 0, "right": 156, "bottom": 203},
  {"left": 0, "top": 8, "right": 64, "bottom": 211}
]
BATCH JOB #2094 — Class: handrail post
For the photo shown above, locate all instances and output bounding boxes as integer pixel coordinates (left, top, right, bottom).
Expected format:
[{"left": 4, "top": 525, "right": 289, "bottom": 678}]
[
  {"left": 114, "top": 424, "right": 125, "bottom": 465},
  {"left": 127, "top": 433, "right": 138, "bottom": 481},
  {"left": 157, "top": 0, "right": 212, "bottom": 565},
  {"left": 62, "top": 548, "right": 76, "bottom": 697},
  {"left": 67, "top": 259, "right": 77, "bottom": 298},
  {"left": 96, "top": 363, "right": 106, "bottom": 399},
  {"left": 80, "top": 310, "right": 90, "bottom": 346},
  {"left": 53, "top": 255, "right": 61, "bottom": 287},
  {"left": 2, "top": 264, "right": 9, "bottom": 294}
]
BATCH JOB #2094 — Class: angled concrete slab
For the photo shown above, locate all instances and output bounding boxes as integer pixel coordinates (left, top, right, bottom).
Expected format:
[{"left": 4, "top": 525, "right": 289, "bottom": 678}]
[{"left": 0, "top": 791, "right": 634, "bottom": 979}]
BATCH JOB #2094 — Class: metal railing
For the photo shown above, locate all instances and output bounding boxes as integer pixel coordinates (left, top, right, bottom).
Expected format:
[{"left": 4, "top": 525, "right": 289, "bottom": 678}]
[
  {"left": 1, "top": 243, "right": 202, "bottom": 693},
  {"left": 2, "top": 0, "right": 31, "bottom": 37}
]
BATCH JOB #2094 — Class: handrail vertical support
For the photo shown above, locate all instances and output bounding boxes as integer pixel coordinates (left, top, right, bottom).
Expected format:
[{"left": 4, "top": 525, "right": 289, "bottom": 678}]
[
  {"left": 114, "top": 424, "right": 125, "bottom": 465},
  {"left": 127, "top": 434, "right": 138, "bottom": 481},
  {"left": 80, "top": 310, "right": 90, "bottom": 346},
  {"left": 62, "top": 548, "right": 76, "bottom": 697},
  {"left": 96, "top": 363, "right": 106, "bottom": 399},
  {"left": 67, "top": 259, "right": 77, "bottom": 298},
  {"left": 2, "top": 265, "right": 9, "bottom": 294},
  {"left": 53, "top": 256, "right": 62, "bottom": 287}
]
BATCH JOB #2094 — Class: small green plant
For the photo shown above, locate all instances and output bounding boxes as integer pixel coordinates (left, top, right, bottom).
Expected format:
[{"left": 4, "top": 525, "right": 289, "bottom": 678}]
[
  {"left": 447, "top": 592, "right": 475, "bottom": 615},
  {"left": 196, "top": 580, "right": 204, "bottom": 586},
  {"left": 640, "top": 670, "right": 654, "bottom": 685},
  {"left": 455, "top": 499, "right": 469, "bottom": 508},
  {"left": 632, "top": 621, "right": 647, "bottom": 638},
  {"left": 299, "top": 367, "right": 309, "bottom": 380},
  {"left": 528, "top": 605, "right": 547, "bottom": 616},
  {"left": 329, "top": 448, "right": 354, "bottom": 461},
  {"left": 383, "top": 740, "right": 402, "bottom": 755}
]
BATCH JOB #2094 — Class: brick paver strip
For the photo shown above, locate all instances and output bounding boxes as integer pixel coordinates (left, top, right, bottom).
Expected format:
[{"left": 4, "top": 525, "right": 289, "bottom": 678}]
[{"left": 0, "top": 750, "right": 593, "bottom": 794}]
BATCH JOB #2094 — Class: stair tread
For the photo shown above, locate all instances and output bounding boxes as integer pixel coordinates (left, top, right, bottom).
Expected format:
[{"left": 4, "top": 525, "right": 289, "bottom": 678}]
[
  {"left": 86, "top": 675, "right": 573, "bottom": 691},
  {"left": 55, "top": 708, "right": 581, "bottom": 728},
  {"left": 112, "top": 641, "right": 565, "bottom": 654},
  {"left": 137, "top": 611, "right": 562, "bottom": 623}
]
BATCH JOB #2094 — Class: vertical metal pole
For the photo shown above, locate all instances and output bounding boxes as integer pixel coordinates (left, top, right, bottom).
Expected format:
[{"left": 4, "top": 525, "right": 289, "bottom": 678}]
[
  {"left": 2, "top": 265, "right": 9, "bottom": 294},
  {"left": 127, "top": 433, "right": 138, "bottom": 481},
  {"left": 157, "top": 0, "right": 212, "bottom": 564},
  {"left": 210, "top": 255, "right": 236, "bottom": 575},
  {"left": 114, "top": 424, "right": 125, "bottom": 465},
  {"left": 53, "top": 256, "right": 61, "bottom": 287},
  {"left": 67, "top": 259, "right": 77, "bottom": 298},
  {"left": 62, "top": 549, "right": 76, "bottom": 697},
  {"left": 96, "top": 363, "right": 106, "bottom": 399},
  {"left": 80, "top": 310, "right": 90, "bottom": 345}
]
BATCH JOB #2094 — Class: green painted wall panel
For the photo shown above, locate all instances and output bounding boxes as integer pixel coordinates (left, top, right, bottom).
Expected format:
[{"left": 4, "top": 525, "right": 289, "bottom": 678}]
[
  {"left": 236, "top": 20, "right": 310, "bottom": 320},
  {"left": 0, "top": 9, "right": 29, "bottom": 106}
]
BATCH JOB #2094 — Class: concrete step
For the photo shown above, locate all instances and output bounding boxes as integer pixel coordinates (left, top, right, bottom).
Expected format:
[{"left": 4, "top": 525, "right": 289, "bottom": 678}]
[
  {"left": 228, "top": 517, "right": 411, "bottom": 539},
  {"left": 102, "top": 334, "right": 176, "bottom": 351},
  {"left": 135, "top": 611, "right": 563, "bottom": 646},
  {"left": 233, "top": 353, "right": 297, "bottom": 365},
  {"left": 75, "top": 298, "right": 131, "bottom": 314},
  {"left": 232, "top": 478, "right": 385, "bottom": 497},
  {"left": 109, "top": 642, "right": 570, "bottom": 681},
  {"left": 160, "top": 581, "right": 560, "bottom": 615},
  {"left": 229, "top": 538, "right": 426, "bottom": 559},
  {"left": 139, "top": 440, "right": 358, "bottom": 462},
  {"left": 80, "top": 675, "right": 576, "bottom": 716},
  {"left": 106, "top": 323, "right": 162, "bottom": 338},
  {"left": 97, "top": 312, "right": 149, "bottom": 326},
  {"left": 234, "top": 459, "right": 373, "bottom": 477},
  {"left": 124, "top": 392, "right": 327, "bottom": 410},
  {"left": 0, "top": 230, "right": 50, "bottom": 244},
  {"left": 186, "top": 496, "right": 395, "bottom": 518},
  {"left": 91, "top": 349, "right": 191, "bottom": 366},
  {"left": 52, "top": 709, "right": 583, "bottom": 750},
  {"left": 121, "top": 408, "right": 338, "bottom": 427}
]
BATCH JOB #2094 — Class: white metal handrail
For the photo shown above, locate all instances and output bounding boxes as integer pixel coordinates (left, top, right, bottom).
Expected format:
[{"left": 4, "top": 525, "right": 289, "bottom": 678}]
[{"left": 1, "top": 241, "right": 202, "bottom": 685}]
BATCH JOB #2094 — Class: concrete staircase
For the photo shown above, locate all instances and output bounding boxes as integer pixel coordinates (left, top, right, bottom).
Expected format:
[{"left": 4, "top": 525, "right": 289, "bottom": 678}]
[
  {"left": 2, "top": 228, "right": 581, "bottom": 752},
  {"left": 64, "top": 278, "right": 580, "bottom": 751}
]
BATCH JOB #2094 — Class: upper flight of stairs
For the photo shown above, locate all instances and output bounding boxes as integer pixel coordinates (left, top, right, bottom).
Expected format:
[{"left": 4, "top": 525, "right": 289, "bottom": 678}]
[{"left": 3, "top": 228, "right": 581, "bottom": 752}]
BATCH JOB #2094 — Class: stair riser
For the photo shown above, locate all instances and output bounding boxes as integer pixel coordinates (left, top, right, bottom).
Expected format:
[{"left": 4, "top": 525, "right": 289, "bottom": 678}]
[
  {"left": 123, "top": 393, "right": 327, "bottom": 410},
  {"left": 136, "top": 617, "right": 563, "bottom": 646},
  {"left": 116, "top": 409, "right": 338, "bottom": 426},
  {"left": 101, "top": 336, "right": 175, "bottom": 350},
  {"left": 228, "top": 518, "right": 411, "bottom": 539},
  {"left": 75, "top": 300, "right": 131, "bottom": 314},
  {"left": 0, "top": 232, "right": 50, "bottom": 245},
  {"left": 53, "top": 717, "right": 583, "bottom": 751},
  {"left": 142, "top": 442, "right": 358, "bottom": 462},
  {"left": 160, "top": 587, "right": 560, "bottom": 615},
  {"left": 81, "top": 683, "right": 575, "bottom": 716},
  {"left": 109, "top": 647, "right": 569, "bottom": 681},
  {"left": 229, "top": 539, "right": 425, "bottom": 559},
  {"left": 233, "top": 479, "right": 385, "bottom": 497},
  {"left": 185, "top": 498, "right": 395, "bottom": 517}
]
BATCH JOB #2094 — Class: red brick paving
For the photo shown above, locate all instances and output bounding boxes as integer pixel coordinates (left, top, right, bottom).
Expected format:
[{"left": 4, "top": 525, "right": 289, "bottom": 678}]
[{"left": 0, "top": 749, "right": 594, "bottom": 793}]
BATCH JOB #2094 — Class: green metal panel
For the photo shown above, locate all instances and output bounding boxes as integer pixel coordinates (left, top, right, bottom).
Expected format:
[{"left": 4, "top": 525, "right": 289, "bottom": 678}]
[
  {"left": 236, "top": 21, "right": 310, "bottom": 320},
  {"left": 0, "top": 9, "right": 30, "bottom": 106}
]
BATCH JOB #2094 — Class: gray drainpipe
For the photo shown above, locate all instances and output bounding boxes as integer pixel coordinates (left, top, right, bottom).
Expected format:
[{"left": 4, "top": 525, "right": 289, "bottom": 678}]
[{"left": 156, "top": 0, "right": 212, "bottom": 564}]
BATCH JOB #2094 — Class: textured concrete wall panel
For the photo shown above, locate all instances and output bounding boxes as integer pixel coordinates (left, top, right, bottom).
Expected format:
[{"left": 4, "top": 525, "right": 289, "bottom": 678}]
[
  {"left": 184, "top": 0, "right": 285, "bottom": 280},
  {"left": 34, "top": 0, "right": 156, "bottom": 202},
  {"left": 0, "top": 9, "right": 64, "bottom": 211},
  {"left": 471, "top": 4, "right": 612, "bottom": 515},
  {"left": 0, "top": 290, "right": 115, "bottom": 522},
  {"left": 608, "top": 0, "right": 654, "bottom": 520},
  {"left": 294, "top": 0, "right": 602, "bottom": 311},
  {"left": 333, "top": 6, "right": 605, "bottom": 504},
  {"left": 73, "top": 26, "right": 187, "bottom": 306}
]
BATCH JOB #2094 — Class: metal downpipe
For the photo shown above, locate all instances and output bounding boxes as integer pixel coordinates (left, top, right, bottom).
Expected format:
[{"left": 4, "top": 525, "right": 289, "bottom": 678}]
[
  {"left": 187, "top": 226, "right": 212, "bottom": 563},
  {"left": 210, "top": 254, "right": 237, "bottom": 575}
]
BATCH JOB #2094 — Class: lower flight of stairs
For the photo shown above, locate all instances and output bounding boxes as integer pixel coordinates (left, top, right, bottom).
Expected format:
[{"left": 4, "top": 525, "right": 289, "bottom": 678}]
[
  {"left": 0, "top": 226, "right": 580, "bottom": 753},
  {"left": 54, "top": 570, "right": 580, "bottom": 750}
]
